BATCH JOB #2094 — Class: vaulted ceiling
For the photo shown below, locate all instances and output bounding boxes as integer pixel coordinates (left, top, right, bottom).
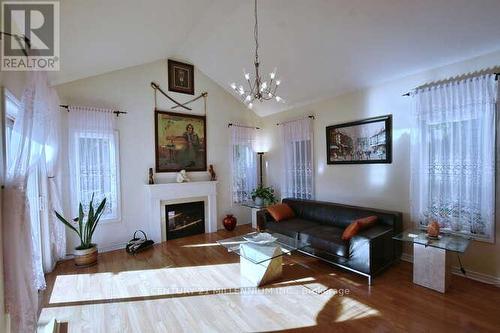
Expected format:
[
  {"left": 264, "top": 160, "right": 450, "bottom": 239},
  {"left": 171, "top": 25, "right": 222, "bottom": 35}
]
[{"left": 51, "top": 0, "right": 500, "bottom": 116}]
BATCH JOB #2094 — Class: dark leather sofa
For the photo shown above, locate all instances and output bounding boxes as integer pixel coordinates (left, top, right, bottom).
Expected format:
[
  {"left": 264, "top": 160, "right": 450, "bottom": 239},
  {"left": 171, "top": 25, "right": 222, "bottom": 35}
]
[{"left": 257, "top": 198, "right": 403, "bottom": 284}]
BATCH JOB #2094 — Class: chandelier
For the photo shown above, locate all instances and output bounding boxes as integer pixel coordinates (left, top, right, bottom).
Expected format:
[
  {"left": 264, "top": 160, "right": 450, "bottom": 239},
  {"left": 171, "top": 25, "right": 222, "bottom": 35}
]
[{"left": 230, "top": 0, "right": 283, "bottom": 109}]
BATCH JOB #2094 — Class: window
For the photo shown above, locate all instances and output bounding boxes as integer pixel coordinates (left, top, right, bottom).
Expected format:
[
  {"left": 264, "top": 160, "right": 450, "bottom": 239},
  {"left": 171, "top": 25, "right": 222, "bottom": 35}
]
[
  {"left": 285, "top": 139, "right": 313, "bottom": 199},
  {"left": 410, "top": 74, "right": 497, "bottom": 241},
  {"left": 72, "top": 130, "right": 121, "bottom": 222},
  {"left": 230, "top": 126, "right": 257, "bottom": 204},
  {"left": 421, "top": 120, "right": 485, "bottom": 235},
  {"left": 281, "top": 118, "right": 314, "bottom": 200}
]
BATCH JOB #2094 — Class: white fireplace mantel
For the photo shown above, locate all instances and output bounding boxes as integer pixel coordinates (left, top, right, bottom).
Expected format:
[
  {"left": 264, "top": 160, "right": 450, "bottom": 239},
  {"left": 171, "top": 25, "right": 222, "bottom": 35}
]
[{"left": 145, "top": 181, "right": 218, "bottom": 242}]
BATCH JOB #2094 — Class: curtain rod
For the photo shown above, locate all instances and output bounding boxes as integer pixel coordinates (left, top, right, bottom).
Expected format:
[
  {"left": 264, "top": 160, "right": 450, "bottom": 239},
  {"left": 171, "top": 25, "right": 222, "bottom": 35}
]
[
  {"left": 276, "top": 115, "right": 315, "bottom": 126},
  {"left": 227, "top": 123, "right": 260, "bottom": 129},
  {"left": 59, "top": 104, "right": 127, "bottom": 117},
  {"left": 402, "top": 72, "right": 500, "bottom": 97}
]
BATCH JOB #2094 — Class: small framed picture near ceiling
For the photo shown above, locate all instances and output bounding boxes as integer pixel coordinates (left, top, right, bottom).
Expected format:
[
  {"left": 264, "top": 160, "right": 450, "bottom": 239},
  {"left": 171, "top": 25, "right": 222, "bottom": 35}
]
[
  {"left": 168, "top": 59, "right": 194, "bottom": 95},
  {"left": 326, "top": 115, "right": 392, "bottom": 164},
  {"left": 155, "top": 110, "right": 207, "bottom": 172}
]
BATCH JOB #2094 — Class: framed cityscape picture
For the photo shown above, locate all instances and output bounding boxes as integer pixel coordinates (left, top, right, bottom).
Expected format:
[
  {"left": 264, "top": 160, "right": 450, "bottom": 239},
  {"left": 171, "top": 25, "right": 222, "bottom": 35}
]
[
  {"left": 326, "top": 115, "right": 392, "bottom": 164},
  {"left": 155, "top": 110, "right": 207, "bottom": 172},
  {"left": 168, "top": 59, "right": 194, "bottom": 95}
]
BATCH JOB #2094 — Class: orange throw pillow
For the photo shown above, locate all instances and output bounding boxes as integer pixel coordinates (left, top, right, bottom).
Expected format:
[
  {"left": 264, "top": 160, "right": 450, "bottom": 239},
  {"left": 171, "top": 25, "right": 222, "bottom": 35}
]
[
  {"left": 342, "top": 216, "right": 378, "bottom": 241},
  {"left": 266, "top": 203, "right": 295, "bottom": 222}
]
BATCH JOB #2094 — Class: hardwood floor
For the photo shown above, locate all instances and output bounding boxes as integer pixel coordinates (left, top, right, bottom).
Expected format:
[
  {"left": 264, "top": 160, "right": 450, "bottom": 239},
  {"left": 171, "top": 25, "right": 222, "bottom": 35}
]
[{"left": 39, "top": 225, "right": 500, "bottom": 332}]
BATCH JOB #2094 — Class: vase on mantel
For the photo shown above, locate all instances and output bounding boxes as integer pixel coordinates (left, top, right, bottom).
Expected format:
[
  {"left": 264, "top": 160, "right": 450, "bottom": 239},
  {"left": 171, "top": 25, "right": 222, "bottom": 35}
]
[{"left": 223, "top": 214, "right": 237, "bottom": 231}]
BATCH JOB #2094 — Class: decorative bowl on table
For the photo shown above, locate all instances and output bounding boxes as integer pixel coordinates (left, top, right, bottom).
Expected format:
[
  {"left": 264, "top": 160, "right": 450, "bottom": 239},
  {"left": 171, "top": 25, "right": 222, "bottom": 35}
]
[{"left": 243, "top": 232, "right": 277, "bottom": 245}]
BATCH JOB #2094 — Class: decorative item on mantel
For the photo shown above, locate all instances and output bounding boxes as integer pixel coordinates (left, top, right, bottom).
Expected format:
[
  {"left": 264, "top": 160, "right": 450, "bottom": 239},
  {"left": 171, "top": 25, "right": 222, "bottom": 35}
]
[
  {"left": 427, "top": 220, "right": 440, "bottom": 239},
  {"left": 223, "top": 214, "right": 237, "bottom": 231},
  {"left": 208, "top": 164, "right": 217, "bottom": 181},
  {"left": 176, "top": 169, "right": 190, "bottom": 183},
  {"left": 148, "top": 168, "right": 155, "bottom": 184}
]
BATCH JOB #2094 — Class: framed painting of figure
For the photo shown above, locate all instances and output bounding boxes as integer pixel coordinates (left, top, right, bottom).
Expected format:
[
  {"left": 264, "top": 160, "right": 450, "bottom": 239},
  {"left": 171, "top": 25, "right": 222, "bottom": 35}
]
[{"left": 155, "top": 110, "right": 206, "bottom": 172}]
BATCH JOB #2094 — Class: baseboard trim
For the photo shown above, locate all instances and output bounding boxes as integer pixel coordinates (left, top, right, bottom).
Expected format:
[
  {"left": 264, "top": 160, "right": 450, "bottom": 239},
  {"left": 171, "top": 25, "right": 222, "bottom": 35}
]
[
  {"left": 99, "top": 242, "right": 127, "bottom": 253},
  {"left": 400, "top": 253, "right": 500, "bottom": 287}
]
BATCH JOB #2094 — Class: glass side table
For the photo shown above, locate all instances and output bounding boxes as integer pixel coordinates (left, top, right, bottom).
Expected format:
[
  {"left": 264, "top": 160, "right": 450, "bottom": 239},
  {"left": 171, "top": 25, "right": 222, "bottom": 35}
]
[
  {"left": 240, "top": 201, "right": 269, "bottom": 230},
  {"left": 393, "top": 229, "right": 471, "bottom": 293}
]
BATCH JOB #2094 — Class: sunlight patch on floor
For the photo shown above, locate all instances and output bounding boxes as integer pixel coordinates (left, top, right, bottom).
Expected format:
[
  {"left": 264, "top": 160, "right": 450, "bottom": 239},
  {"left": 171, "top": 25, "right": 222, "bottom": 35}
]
[
  {"left": 49, "top": 263, "right": 254, "bottom": 304},
  {"left": 181, "top": 242, "right": 219, "bottom": 248},
  {"left": 273, "top": 276, "right": 316, "bottom": 285},
  {"left": 41, "top": 285, "right": 334, "bottom": 332},
  {"left": 334, "top": 296, "right": 380, "bottom": 322}
]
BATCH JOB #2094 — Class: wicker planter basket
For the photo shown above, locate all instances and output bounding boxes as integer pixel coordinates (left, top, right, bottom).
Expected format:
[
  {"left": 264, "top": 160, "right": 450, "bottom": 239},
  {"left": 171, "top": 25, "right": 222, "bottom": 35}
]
[{"left": 74, "top": 244, "right": 98, "bottom": 267}]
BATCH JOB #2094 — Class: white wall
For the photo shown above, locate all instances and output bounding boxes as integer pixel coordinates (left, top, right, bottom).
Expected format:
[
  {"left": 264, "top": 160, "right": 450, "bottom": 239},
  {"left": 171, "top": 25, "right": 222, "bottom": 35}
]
[
  {"left": 0, "top": 71, "right": 28, "bottom": 333},
  {"left": 56, "top": 60, "right": 260, "bottom": 251},
  {"left": 262, "top": 49, "right": 500, "bottom": 279}
]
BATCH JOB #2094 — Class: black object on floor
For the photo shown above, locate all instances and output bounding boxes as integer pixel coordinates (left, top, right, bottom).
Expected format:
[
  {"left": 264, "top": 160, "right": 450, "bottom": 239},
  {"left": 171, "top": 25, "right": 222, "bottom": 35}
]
[{"left": 126, "top": 230, "right": 155, "bottom": 254}]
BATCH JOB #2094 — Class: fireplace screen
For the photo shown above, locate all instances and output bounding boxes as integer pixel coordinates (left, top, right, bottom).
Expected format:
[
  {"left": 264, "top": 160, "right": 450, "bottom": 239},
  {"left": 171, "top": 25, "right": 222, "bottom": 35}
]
[{"left": 166, "top": 201, "right": 205, "bottom": 240}]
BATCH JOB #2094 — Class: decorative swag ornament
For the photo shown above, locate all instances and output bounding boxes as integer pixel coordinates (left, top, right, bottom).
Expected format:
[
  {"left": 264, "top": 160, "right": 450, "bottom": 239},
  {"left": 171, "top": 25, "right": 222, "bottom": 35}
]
[{"left": 410, "top": 74, "right": 498, "bottom": 241}]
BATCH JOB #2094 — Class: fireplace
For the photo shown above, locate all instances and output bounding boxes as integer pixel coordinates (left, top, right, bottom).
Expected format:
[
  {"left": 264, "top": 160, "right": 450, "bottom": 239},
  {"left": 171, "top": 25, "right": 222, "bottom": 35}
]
[
  {"left": 145, "top": 181, "right": 218, "bottom": 242},
  {"left": 165, "top": 201, "right": 205, "bottom": 240}
]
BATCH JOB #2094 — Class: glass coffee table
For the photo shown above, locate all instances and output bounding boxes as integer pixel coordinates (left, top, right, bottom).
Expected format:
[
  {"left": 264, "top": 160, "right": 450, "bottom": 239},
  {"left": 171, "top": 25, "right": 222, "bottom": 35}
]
[
  {"left": 217, "top": 232, "right": 309, "bottom": 286},
  {"left": 393, "top": 229, "right": 471, "bottom": 293}
]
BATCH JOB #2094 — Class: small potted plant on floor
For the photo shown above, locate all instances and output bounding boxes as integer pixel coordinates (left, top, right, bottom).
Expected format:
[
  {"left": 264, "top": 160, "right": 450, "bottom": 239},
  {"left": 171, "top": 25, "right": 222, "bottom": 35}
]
[
  {"left": 55, "top": 194, "right": 106, "bottom": 267},
  {"left": 251, "top": 186, "right": 277, "bottom": 206}
]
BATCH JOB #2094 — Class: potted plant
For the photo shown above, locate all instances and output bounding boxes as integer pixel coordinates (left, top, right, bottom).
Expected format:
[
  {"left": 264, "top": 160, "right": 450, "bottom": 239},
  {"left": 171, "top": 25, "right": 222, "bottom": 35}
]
[
  {"left": 251, "top": 186, "right": 277, "bottom": 206},
  {"left": 55, "top": 194, "right": 106, "bottom": 267}
]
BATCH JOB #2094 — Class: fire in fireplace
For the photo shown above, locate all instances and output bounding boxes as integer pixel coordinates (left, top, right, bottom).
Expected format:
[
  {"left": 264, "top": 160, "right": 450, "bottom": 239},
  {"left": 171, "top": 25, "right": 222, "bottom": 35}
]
[{"left": 165, "top": 201, "right": 205, "bottom": 240}]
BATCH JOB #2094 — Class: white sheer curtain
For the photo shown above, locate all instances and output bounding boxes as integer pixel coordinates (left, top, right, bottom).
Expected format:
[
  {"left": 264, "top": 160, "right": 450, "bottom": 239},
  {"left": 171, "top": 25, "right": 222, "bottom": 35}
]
[
  {"left": 281, "top": 117, "right": 314, "bottom": 200},
  {"left": 410, "top": 74, "right": 497, "bottom": 241},
  {"left": 230, "top": 125, "right": 257, "bottom": 203},
  {"left": 41, "top": 97, "right": 66, "bottom": 272},
  {"left": 2, "top": 72, "right": 62, "bottom": 332},
  {"left": 68, "top": 106, "right": 119, "bottom": 220}
]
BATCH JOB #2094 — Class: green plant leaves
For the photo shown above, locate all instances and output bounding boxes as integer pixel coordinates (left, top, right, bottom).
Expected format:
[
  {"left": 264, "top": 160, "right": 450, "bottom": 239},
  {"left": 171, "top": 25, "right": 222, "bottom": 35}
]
[
  {"left": 250, "top": 185, "right": 277, "bottom": 204},
  {"left": 54, "top": 192, "right": 107, "bottom": 250},
  {"left": 91, "top": 197, "right": 107, "bottom": 238},
  {"left": 55, "top": 210, "right": 80, "bottom": 239}
]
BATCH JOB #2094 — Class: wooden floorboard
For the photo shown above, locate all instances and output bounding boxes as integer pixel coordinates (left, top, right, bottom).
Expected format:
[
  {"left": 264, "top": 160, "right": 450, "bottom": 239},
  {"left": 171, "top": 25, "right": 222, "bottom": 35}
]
[{"left": 39, "top": 225, "right": 500, "bottom": 332}]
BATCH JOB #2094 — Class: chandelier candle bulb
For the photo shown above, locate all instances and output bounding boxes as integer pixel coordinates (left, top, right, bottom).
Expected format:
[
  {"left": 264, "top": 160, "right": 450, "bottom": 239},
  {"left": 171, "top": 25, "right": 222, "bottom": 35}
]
[{"left": 270, "top": 69, "right": 276, "bottom": 79}]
